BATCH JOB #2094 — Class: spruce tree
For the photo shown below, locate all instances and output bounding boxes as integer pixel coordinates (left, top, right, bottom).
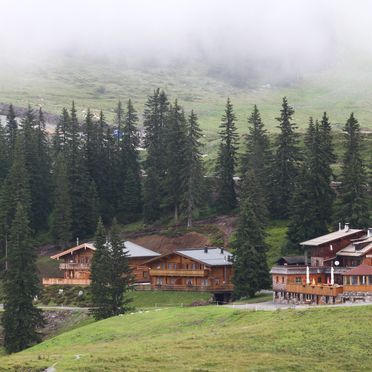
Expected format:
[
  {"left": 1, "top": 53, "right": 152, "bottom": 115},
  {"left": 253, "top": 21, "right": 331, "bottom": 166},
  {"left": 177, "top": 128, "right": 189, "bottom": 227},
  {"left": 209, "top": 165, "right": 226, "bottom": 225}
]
[
  {"left": 164, "top": 100, "right": 188, "bottom": 223},
  {"left": 183, "top": 110, "right": 205, "bottom": 228},
  {"left": 143, "top": 89, "right": 169, "bottom": 223},
  {"left": 232, "top": 172, "right": 270, "bottom": 299},
  {"left": 241, "top": 104, "right": 271, "bottom": 215},
  {"left": 2, "top": 203, "right": 44, "bottom": 353},
  {"left": 90, "top": 218, "right": 112, "bottom": 320},
  {"left": 117, "top": 99, "right": 142, "bottom": 223},
  {"left": 270, "top": 97, "right": 300, "bottom": 219},
  {"left": 335, "top": 113, "right": 370, "bottom": 227},
  {"left": 50, "top": 154, "right": 72, "bottom": 247},
  {"left": 215, "top": 98, "right": 239, "bottom": 213},
  {"left": 0, "top": 122, "right": 9, "bottom": 184},
  {"left": 53, "top": 108, "right": 71, "bottom": 155},
  {"left": 5, "top": 104, "right": 17, "bottom": 161},
  {"left": 90, "top": 218, "right": 133, "bottom": 319}
]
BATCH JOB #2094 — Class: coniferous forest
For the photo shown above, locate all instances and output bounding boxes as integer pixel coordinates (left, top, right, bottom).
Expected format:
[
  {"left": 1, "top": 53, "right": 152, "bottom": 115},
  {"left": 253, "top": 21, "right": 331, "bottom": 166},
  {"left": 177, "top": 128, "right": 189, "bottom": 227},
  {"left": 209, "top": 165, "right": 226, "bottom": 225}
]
[{"left": 0, "top": 93, "right": 370, "bottom": 263}]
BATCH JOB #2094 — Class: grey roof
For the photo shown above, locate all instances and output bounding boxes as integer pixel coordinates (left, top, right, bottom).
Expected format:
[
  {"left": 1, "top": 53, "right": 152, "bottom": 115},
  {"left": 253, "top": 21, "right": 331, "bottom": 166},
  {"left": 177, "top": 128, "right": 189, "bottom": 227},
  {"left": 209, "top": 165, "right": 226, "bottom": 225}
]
[
  {"left": 337, "top": 235, "right": 372, "bottom": 257},
  {"left": 300, "top": 229, "right": 363, "bottom": 246},
  {"left": 277, "top": 256, "right": 305, "bottom": 265},
  {"left": 123, "top": 241, "right": 160, "bottom": 258},
  {"left": 176, "top": 248, "right": 233, "bottom": 266}
]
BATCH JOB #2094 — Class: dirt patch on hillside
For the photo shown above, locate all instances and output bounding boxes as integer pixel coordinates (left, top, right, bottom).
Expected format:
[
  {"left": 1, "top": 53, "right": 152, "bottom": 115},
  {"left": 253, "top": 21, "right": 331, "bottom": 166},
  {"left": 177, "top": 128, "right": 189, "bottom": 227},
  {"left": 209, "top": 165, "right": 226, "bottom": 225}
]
[{"left": 131, "top": 231, "right": 211, "bottom": 255}]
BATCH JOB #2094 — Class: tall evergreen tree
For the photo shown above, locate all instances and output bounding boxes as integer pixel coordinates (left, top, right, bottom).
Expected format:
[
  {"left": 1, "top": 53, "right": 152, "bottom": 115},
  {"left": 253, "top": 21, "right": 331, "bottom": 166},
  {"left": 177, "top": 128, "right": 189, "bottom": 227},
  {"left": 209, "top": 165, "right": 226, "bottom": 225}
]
[
  {"left": 117, "top": 99, "right": 142, "bottom": 223},
  {"left": 0, "top": 122, "right": 9, "bottom": 184},
  {"left": 232, "top": 172, "right": 270, "bottom": 299},
  {"left": 50, "top": 154, "right": 72, "bottom": 247},
  {"left": 241, "top": 105, "right": 271, "bottom": 215},
  {"left": 164, "top": 100, "right": 188, "bottom": 223},
  {"left": 335, "top": 113, "right": 370, "bottom": 227},
  {"left": 90, "top": 218, "right": 133, "bottom": 319},
  {"left": 2, "top": 203, "right": 44, "bottom": 353},
  {"left": 143, "top": 89, "right": 169, "bottom": 223},
  {"left": 182, "top": 111, "right": 205, "bottom": 228},
  {"left": 53, "top": 108, "right": 71, "bottom": 155},
  {"left": 269, "top": 97, "right": 300, "bottom": 219},
  {"left": 215, "top": 98, "right": 239, "bottom": 212},
  {"left": 5, "top": 104, "right": 17, "bottom": 161}
]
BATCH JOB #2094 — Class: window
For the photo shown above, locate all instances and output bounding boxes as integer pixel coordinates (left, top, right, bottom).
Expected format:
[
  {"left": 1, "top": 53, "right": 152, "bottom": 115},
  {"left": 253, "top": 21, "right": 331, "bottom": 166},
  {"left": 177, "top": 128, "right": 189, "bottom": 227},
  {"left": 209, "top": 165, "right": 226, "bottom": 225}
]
[
  {"left": 143, "top": 272, "right": 148, "bottom": 278},
  {"left": 317, "top": 277, "right": 322, "bottom": 284},
  {"left": 281, "top": 276, "right": 285, "bottom": 283},
  {"left": 276, "top": 276, "right": 279, "bottom": 283},
  {"left": 351, "top": 276, "right": 358, "bottom": 285},
  {"left": 368, "top": 276, "right": 372, "bottom": 285},
  {"left": 168, "top": 263, "right": 172, "bottom": 269},
  {"left": 295, "top": 277, "right": 302, "bottom": 284},
  {"left": 344, "top": 276, "right": 350, "bottom": 285},
  {"left": 201, "top": 279, "right": 209, "bottom": 286},
  {"left": 156, "top": 277, "right": 164, "bottom": 285}
]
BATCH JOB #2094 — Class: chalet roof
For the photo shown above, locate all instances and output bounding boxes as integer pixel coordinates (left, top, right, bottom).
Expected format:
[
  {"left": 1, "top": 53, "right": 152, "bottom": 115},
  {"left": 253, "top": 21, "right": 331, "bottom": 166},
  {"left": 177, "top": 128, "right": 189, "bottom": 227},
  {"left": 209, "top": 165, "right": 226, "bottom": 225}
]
[
  {"left": 50, "top": 241, "right": 160, "bottom": 260},
  {"left": 344, "top": 264, "right": 372, "bottom": 276},
  {"left": 145, "top": 247, "right": 233, "bottom": 267},
  {"left": 336, "top": 235, "right": 372, "bottom": 257},
  {"left": 300, "top": 229, "right": 363, "bottom": 246},
  {"left": 176, "top": 248, "right": 233, "bottom": 266},
  {"left": 276, "top": 256, "right": 305, "bottom": 265}
]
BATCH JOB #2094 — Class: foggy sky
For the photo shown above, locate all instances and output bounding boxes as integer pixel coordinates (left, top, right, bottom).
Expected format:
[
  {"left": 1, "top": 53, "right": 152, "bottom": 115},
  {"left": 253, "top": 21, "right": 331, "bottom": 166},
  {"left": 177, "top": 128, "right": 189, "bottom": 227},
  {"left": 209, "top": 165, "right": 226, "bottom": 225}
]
[{"left": 1, "top": 0, "right": 371, "bottom": 75}]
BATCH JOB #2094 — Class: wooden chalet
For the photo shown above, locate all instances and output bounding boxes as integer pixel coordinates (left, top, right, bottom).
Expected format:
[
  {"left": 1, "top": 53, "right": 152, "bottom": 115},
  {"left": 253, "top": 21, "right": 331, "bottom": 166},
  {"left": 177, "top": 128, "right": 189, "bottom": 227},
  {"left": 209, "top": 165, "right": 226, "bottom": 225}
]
[
  {"left": 42, "top": 241, "right": 160, "bottom": 286},
  {"left": 271, "top": 225, "right": 372, "bottom": 304},
  {"left": 144, "top": 247, "right": 234, "bottom": 295}
]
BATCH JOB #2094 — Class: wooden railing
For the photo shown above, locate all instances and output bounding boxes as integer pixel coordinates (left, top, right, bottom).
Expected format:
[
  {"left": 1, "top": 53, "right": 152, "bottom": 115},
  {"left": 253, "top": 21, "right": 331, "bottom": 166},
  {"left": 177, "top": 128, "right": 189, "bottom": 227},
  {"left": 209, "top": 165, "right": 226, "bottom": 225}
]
[
  {"left": 59, "top": 262, "right": 91, "bottom": 270},
  {"left": 286, "top": 283, "right": 343, "bottom": 297},
  {"left": 150, "top": 269, "right": 207, "bottom": 277},
  {"left": 153, "top": 284, "right": 233, "bottom": 292},
  {"left": 343, "top": 284, "right": 372, "bottom": 293},
  {"left": 42, "top": 277, "right": 91, "bottom": 286}
]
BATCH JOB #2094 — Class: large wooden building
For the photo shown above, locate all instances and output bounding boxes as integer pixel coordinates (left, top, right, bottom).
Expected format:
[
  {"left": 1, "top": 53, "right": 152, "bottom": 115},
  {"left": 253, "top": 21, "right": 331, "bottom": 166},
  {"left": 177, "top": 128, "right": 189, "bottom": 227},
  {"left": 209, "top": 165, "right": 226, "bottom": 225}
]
[
  {"left": 271, "top": 225, "right": 372, "bottom": 304},
  {"left": 42, "top": 241, "right": 160, "bottom": 286}
]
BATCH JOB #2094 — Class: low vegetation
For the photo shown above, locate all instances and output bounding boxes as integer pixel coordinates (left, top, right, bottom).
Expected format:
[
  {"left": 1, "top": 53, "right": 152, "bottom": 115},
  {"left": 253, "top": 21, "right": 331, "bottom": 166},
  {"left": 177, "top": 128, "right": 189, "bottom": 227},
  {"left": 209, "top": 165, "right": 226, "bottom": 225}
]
[{"left": 1, "top": 305, "right": 371, "bottom": 371}]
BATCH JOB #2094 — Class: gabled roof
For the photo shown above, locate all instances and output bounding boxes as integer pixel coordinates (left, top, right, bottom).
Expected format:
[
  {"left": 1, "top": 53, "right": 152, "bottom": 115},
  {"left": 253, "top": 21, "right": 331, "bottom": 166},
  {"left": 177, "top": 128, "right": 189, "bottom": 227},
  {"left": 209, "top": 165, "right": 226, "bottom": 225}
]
[
  {"left": 344, "top": 264, "right": 372, "bottom": 276},
  {"left": 51, "top": 241, "right": 160, "bottom": 260},
  {"left": 145, "top": 247, "right": 233, "bottom": 267},
  {"left": 276, "top": 256, "right": 305, "bottom": 265},
  {"left": 300, "top": 229, "right": 364, "bottom": 246},
  {"left": 337, "top": 235, "right": 372, "bottom": 257}
]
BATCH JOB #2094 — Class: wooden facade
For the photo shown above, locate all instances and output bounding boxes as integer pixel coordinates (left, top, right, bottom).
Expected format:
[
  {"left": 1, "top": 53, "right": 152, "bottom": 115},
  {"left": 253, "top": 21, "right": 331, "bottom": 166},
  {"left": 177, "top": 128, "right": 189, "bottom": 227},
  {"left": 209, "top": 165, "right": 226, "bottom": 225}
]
[
  {"left": 145, "top": 248, "right": 233, "bottom": 292},
  {"left": 271, "top": 226, "right": 372, "bottom": 304},
  {"left": 42, "top": 242, "right": 159, "bottom": 286}
]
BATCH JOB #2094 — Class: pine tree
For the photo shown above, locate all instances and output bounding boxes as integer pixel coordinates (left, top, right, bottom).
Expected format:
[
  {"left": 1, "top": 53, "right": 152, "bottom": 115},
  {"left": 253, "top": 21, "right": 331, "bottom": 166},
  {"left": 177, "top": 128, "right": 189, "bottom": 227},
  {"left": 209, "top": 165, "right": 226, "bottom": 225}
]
[
  {"left": 114, "top": 101, "right": 124, "bottom": 147},
  {"left": 53, "top": 108, "right": 71, "bottom": 155},
  {"left": 164, "top": 100, "right": 188, "bottom": 223},
  {"left": 182, "top": 110, "right": 205, "bottom": 228},
  {"left": 269, "top": 97, "right": 300, "bottom": 219},
  {"left": 143, "top": 89, "right": 169, "bottom": 223},
  {"left": 90, "top": 218, "right": 133, "bottom": 319},
  {"left": 90, "top": 218, "right": 112, "bottom": 320},
  {"left": 286, "top": 117, "right": 335, "bottom": 253},
  {"left": 215, "top": 98, "right": 239, "bottom": 212},
  {"left": 335, "top": 113, "right": 370, "bottom": 227},
  {"left": 0, "top": 122, "right": 9, "bottom": 184},
  {"left": 117, "top": 99, "right": 142, "bottom": 223},
  {"left": 241, "top": 105, "right": 271, "bottom": 217},
  {"left": 2, "top": 203, "right": 44, "bottom": 353},
  {"left": 51, "top": 154, "right": 72, "bottom": 247},
  {"left": 232, "top": 172, "right": 270, "bottom": 299},
  {"left": 5, "top": 104, "right": 17, "bottom": 161}
]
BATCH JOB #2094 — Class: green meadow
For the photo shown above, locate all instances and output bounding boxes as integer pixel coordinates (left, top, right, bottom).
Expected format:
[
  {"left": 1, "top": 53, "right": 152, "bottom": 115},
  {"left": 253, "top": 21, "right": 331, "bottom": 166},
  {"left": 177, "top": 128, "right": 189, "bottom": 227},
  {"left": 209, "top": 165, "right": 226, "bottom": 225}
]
[{"left": 1, "top": 305, "right": 371, "bottom": 371}]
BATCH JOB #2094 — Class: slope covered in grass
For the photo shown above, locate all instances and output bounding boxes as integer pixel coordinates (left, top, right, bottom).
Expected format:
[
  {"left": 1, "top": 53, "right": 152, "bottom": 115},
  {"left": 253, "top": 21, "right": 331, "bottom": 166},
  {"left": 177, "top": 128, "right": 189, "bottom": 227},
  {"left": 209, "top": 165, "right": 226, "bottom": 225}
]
[{"left": 1, "top": 305, "right": 371, "bottom": 371}]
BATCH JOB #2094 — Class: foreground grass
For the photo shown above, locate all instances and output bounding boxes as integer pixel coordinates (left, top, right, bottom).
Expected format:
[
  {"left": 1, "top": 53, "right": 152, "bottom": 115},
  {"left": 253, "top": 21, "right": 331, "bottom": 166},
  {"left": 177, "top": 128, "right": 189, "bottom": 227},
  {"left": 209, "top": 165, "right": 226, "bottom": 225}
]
[{"left": 1, "top": 305, "right": 371, "bottom": 371}]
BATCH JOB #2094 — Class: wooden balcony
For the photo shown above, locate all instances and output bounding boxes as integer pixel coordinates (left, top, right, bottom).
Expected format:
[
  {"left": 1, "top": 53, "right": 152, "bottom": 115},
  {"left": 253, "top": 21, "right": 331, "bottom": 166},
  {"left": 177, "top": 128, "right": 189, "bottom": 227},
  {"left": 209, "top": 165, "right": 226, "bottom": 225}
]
[
  {"left": 42, "top": 277, "right": 91, "bottom": 286},
  {"left": 153, "top": 284, "right": 233, "bottom": 292},
  {"left": 59, "top": 262, "right": 91, "bottom": 270},
  {"left": 150, "top": 269, "right": 207, "bottom": 277},
  {"left": 343, "top": 284, "right": 372, "bottom": 293},
  {"left": 286, "top": 283, "right": 343, "bottom": 297}
]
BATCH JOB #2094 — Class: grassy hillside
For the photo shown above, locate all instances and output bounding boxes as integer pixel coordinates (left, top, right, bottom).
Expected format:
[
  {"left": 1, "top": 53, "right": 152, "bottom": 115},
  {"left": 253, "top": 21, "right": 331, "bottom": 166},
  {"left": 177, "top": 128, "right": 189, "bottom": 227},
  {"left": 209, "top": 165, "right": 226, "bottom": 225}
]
[
  {"left": 2, "top": 56, "right": 372, "bottom": 139},
  {"left": 1, "top": 305, "right": 371, "bottom": 371}
]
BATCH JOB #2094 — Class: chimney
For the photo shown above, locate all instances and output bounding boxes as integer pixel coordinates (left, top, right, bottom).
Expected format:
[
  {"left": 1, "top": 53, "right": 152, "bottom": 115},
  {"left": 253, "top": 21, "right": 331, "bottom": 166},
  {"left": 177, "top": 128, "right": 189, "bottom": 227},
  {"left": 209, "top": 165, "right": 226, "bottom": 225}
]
[
  {"left": 344, "top": 223, "right": 350, "bottom": 232},
  {"left": 368, "top": 228, "right": 372, "bottom": 238},
  {"left": 338, "top": 222, "right": 342, "bottom": 231},
  {"left": 220, "top": 248, "right": 224, "bottom": 254},
  {"left": 204, "top": 247, "right": 208, "bottom": 254},
  {"left": 76, "top": 237, "right": 79, "bottom": 246}
]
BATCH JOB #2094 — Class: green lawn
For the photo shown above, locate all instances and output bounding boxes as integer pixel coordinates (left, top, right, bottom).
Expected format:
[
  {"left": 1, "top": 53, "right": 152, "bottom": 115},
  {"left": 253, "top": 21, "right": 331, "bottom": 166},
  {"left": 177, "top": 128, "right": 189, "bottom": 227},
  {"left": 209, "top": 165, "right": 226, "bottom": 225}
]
[{"left": 1, "top": 305, "right": 371, "bottom": 371}]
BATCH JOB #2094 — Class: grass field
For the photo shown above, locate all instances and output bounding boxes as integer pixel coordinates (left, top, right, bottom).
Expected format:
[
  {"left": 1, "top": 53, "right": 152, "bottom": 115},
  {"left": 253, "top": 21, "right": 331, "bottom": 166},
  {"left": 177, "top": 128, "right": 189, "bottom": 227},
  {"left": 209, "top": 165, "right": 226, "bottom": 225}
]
[
  {"left": 2, "top": 56, "right": 372, "bottom": 138},
  {"left": 1, "top": 305, "right": 371, "bottom": 371}
]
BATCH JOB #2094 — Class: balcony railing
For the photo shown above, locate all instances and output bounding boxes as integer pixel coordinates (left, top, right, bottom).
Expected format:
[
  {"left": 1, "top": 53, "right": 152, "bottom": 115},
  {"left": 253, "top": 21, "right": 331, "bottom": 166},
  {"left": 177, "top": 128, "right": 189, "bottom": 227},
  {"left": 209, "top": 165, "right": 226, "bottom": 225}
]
[
  {"left": 286, "top": 283, "right": 343, "bottom": 297},
  {"left": 343, "top": 284, "right": 372, "bottom": 293},
  {"left": 149, "top": 269, "right": 207, "bottom": 277},
  {"left": 153, "top": 284, "right": 233, "bottom": 292},
  {"left": 42, "top": 277, "right": 91, "bottom": 286},
  {"left": 59, "top": 262, "right": 91, "bottom": 270}
]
